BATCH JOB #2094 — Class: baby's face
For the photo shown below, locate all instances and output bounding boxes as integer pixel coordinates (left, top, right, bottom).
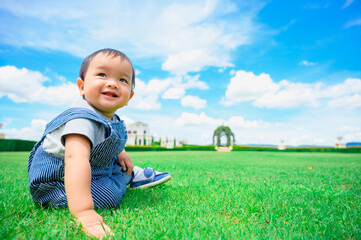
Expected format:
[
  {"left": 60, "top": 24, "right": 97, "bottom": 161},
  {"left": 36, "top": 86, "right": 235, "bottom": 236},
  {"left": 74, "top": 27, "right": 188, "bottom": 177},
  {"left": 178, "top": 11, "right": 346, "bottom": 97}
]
[{"left": 77, "top": 53, "right": 134, "bottom": 119}]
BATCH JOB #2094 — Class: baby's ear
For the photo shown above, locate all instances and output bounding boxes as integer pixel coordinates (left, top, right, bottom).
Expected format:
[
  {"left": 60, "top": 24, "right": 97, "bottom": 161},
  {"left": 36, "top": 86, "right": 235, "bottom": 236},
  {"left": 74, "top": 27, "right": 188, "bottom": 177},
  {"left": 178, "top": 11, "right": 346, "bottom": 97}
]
[
  {"left": 129, "top": 91, "right": 134, "bottom": 100},
  {"left": 77, "top": 78, "right": 85, "bottom": 96}
]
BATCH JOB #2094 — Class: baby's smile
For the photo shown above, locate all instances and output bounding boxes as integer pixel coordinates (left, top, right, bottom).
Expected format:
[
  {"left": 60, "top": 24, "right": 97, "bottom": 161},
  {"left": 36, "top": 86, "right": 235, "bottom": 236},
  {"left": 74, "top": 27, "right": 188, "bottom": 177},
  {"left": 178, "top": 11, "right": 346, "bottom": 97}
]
[{"left": 102, "top": 90, "right": 119, "bottom": 98}]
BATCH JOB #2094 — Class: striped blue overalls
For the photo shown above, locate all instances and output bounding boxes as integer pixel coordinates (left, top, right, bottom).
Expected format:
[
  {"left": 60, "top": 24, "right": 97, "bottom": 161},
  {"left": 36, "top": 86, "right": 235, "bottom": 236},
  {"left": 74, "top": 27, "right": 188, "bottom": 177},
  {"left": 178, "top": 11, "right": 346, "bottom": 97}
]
[{"left": 28, "top": 107, "right": 132, "bottom": 208}]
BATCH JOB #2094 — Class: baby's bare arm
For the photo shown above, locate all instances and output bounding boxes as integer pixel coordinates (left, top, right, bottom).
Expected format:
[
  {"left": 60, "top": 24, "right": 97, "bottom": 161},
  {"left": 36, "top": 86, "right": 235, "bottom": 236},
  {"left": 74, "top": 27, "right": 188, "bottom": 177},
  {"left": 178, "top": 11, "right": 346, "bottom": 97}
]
[{"left": 64, "top": 134, "right": 112, "bottom": 238}]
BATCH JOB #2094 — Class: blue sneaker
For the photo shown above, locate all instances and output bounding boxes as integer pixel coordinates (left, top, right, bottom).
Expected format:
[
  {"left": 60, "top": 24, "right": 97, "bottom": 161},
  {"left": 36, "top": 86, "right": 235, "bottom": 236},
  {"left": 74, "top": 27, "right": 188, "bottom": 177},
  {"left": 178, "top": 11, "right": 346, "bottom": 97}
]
[{"left": 129, "top": 166, "right": 171, "bottom": 190}]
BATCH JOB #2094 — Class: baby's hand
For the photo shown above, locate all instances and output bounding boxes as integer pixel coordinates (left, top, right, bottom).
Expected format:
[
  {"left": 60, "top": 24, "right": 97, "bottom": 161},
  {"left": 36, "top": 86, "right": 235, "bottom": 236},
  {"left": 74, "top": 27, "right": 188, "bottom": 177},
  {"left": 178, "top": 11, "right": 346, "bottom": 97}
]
[
  {"left": 82, "top": 222, "right": 113, "bottom": 239},
  {"left": 117, "top": 150, "right": 134, "bottom": 175},
  {"left": 76, "top": 210, "right": 114, "bottom": 239}
]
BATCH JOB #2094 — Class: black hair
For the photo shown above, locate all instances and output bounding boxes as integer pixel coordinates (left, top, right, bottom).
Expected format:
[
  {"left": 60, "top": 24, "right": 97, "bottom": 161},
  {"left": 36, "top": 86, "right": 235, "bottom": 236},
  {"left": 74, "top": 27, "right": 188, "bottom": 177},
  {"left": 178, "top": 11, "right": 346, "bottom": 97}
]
[{"left": 79, "top": 48, "right": 135, "bottom": 91}]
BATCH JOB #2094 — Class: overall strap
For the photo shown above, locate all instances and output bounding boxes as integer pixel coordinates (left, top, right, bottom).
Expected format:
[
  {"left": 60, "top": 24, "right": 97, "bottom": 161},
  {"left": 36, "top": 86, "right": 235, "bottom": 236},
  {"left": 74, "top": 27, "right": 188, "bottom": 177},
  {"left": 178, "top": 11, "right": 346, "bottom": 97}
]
[{"left": 43, "top": 107, "right": 110, "bottom": 137}]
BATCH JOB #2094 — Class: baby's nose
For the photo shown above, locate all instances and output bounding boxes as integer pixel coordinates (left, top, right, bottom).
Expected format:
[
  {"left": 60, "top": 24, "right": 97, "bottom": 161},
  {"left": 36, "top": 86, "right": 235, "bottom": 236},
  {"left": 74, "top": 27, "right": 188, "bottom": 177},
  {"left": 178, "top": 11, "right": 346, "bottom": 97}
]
[{"left": 106, "top": 79, "right": 118, "bottom": 88}]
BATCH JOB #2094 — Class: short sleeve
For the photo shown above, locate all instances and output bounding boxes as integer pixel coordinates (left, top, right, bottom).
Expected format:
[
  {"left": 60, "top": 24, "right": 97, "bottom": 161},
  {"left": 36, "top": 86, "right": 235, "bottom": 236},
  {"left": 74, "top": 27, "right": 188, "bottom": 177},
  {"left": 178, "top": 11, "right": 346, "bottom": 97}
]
[{"left": 60, "top": 118, "right": 103, "bottom": 149}]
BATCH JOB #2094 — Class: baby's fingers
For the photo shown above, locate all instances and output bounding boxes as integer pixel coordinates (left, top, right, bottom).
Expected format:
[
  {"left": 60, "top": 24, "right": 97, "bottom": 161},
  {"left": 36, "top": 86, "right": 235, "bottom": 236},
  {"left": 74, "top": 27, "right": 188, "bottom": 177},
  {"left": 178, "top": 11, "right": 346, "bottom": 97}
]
[
  {"left": 84, "top": 223, "right": 113, "bottom": 239},
  {"left": 102, "top": 224, "right": 114, "bottom": 237},
  {"left": 126, "top": 163, "right": 134, "bottom": 175},
  {"left": 119, "top": 160, "right": 127, "bottom": 172},
  {"left": 84, "top": 226, "right": 105, "bottom": 239}
]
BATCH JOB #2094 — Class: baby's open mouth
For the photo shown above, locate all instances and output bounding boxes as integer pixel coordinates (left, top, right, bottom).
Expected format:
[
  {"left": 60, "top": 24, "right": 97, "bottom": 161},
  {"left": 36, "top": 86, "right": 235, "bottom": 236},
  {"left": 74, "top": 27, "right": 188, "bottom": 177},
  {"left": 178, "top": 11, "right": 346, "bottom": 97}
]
[{"left": 103, "top": 92, "right": 118, "bottom": 97}]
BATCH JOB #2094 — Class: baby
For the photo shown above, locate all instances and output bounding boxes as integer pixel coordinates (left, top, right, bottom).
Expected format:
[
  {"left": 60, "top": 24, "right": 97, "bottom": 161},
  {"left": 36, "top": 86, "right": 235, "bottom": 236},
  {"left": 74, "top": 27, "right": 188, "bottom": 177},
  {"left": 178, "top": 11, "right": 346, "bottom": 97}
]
[{"left": 28, "top": 48, "right": 171, "bottom": 238}]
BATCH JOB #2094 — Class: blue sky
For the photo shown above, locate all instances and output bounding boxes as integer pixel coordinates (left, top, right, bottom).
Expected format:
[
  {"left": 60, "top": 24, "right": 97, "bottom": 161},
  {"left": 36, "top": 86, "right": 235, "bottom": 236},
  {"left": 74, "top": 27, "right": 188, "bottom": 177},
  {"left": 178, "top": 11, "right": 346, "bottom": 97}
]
[{"left": 0, "top": 0, "right": 360, "bottom": 146}]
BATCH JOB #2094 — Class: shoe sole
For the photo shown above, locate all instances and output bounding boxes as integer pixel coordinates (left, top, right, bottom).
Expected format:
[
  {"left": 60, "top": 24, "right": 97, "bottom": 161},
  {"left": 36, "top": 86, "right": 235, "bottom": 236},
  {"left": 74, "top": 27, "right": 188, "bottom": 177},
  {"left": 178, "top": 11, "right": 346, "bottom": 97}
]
[{"left": 130, "top": 175, "right": 171, "bottom": 190}]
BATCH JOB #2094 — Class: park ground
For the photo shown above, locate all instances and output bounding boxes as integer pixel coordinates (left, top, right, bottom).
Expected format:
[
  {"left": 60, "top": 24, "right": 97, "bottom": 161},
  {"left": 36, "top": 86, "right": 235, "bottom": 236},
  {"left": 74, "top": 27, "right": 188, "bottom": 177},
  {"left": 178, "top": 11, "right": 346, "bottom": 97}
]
[{"left": 0, "top": 151, "right": 360, "bottom": 239}]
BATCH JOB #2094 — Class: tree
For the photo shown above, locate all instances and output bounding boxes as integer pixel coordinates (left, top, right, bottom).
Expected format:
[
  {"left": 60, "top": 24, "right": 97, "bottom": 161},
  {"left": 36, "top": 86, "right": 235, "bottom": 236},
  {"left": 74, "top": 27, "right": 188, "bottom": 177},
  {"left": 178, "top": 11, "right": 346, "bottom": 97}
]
[{"left": 213, "top": 126, "right": 235, "bottom": 147}]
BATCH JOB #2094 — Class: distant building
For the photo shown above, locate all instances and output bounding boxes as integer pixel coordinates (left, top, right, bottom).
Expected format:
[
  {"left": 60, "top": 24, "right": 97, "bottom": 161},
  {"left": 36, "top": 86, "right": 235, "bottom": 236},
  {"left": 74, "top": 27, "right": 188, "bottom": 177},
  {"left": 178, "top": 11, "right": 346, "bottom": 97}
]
[
  {"left": 126, "top": 122, "right": 152, "bottom": 146},
  {"left": 160, "top": 137, "right": 187, "bottom": 148},
  {"left": 335, "top": 142, "right": 346, "bottom": 148},
  {"left": 126, "top": 122, "right": 187, "bottom": 148},
  {"left": 335, "top": 137, "right": 346, "bottom": 149},
  {"left": 278, "top": 140, "right": 286, "bottom": 150},
  {"left": 0, "top": 123, "right": 5, "bottom": 139}
]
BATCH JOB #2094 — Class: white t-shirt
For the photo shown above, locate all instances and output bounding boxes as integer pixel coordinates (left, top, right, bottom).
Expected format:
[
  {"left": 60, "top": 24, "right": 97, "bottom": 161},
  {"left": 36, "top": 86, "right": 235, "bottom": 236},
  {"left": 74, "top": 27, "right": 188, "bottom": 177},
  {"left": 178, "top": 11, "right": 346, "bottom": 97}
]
[{"left": 42, "top": 97, "right": 116, "bottom": 157}]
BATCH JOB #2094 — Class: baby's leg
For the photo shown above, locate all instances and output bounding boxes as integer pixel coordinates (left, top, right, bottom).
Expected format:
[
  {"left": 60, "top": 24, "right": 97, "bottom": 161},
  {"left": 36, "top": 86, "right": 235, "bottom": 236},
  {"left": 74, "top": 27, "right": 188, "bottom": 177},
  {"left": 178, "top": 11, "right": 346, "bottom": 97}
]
[
  {"left": 30, "top": 182, "right": 68, "bottom": 207},
  {"left": 91, "top": 172, "right": 131, "bottom": 209}
]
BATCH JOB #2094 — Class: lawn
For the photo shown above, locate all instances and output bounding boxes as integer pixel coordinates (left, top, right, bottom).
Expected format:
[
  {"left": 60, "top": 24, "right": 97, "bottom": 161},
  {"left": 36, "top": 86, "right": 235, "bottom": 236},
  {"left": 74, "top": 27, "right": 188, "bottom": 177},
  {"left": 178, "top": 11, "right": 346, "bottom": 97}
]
[{"left": 1, "top": 151, "right": 360, "bottom": 239}]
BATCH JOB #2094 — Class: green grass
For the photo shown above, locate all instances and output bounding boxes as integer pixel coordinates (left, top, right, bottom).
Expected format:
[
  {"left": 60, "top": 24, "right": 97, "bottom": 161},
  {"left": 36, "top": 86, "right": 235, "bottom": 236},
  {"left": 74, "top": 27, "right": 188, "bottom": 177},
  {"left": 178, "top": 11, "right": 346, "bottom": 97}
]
[{"left": 1, "top": 151, "right": 360, "bottom": 239}]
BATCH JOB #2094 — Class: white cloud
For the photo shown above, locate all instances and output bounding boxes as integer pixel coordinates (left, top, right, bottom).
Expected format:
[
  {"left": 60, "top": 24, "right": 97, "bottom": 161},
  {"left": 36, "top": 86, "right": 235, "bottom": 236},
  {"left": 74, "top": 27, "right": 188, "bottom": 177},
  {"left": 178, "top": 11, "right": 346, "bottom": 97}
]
[
  {"left": 344, "top": 132, "right": 361, "bottom": 143},
  {"left": 0, "top": 0, "right": 262, "bottom": 75},
  {"left": 0, "top": 67, "right": 160, "bottom": 110},
  {"left": 135, "top": 69, "right": 141, "bottom": 76},
  {"left": 0, "top": 66, "right": 78, "bottom": 105},
  {"left": 320, "top": 78, "right": 361, "bottom": 109},
  {"left": 118, "top": 115, "right": 134, "bottom": 126},
  {"left": 128, "top": 78, "right": 171, "bottom": 110},
  {"left": 328, "top": 94, "right": 361, "bottom": 109},
  {"left": 162, "top": 87, "right": 186, "bottom": 99},
  {"left": 3, "top": 119, "right": 47, "bottom": 141},
  {"left": 175, "top": 112, "right": 223, "bottom": 127},
  {"left": 342, "top": 0, "right": 354, "bottom": 9},
  {"left": 254, "top": 80, "right": 320, "bottom": 108},
  {"left": 175, "top": 112, "right": 263, "bottom": 129},
  {"left": 339, "top": 126, "right": 360, "bottom": 132},
  {"left": 128, "top": 94, "right": 161, "bottom": 111},
  {"left": 0, "top": 66, "right": 47, "bottom": 102},
  {"left": 299, "top": 60, "right": 317, "bottom": 66},
  {"left": 128, "top": 74, "right": 209, "bottom": 109},
  {"left": 181, "top": 74, "right": 209, "bottom": 90},
  {"left": 162, "top": 49, "right": 205, "bottom": 74},
  {"left": 320, "top": 78, "right": 361, "bottom": 98},
  {"left": 221, "top": 70, "right": 361, "bottom": 109},
  {"left": 162, "top": 49, "right": 234, "bottom": 75},
  {"left": 281, "top": 19, "right": 296, "bottom": 31},
  {"left": 220, "top": 70, "right": 279, "bottom": 106},
  {"left": 40, "top": 83, "right": 80, "bottom": 105},
  {"left": 228, "top": 116, "right": 261, "bottom": 128},
  {"left": 181, "top": 95, "right": 207, "bottom": 109},
  {"left": 344, "top": 18, "right": 361, "bottom": 28}
]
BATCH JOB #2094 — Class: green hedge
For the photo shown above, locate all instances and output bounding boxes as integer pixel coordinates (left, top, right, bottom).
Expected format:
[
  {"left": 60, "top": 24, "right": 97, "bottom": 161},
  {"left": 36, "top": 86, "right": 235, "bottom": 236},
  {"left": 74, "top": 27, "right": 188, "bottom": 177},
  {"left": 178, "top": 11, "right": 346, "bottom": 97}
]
[
  {"left": 125, "top": 145, "right": 216, "bottom": 152},
  {"left": 1, "top": 139, "right": 360, "bottom": 153},
  {"left": 0, "top": 139, "right": 36, "bottom": 152},
  {"left": 232, "top": 145, "right": 361, "bottom": 153},
  {"left": 125, "top": 145, "right": 361, "bottom": 153}
]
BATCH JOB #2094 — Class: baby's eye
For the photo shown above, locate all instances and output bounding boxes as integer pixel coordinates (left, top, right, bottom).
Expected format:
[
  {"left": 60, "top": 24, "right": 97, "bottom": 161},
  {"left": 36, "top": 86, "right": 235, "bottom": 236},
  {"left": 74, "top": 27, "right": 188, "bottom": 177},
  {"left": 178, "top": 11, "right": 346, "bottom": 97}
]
[
  {"left": 119, "top": 78, "right": 128, "bottom": 84},
  {"left": 98, "top": 73, "right": 106, "bottom": 77}
]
